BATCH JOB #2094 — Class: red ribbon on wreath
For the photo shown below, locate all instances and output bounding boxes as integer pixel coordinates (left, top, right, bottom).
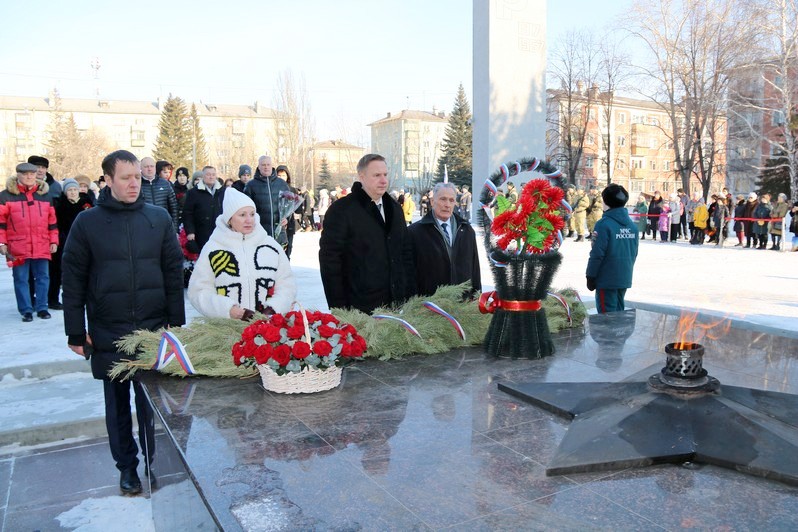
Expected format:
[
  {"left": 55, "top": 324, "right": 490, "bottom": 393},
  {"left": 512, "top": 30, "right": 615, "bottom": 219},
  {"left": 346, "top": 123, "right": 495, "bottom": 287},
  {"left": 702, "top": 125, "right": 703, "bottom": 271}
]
[{"left": 478, "top": 291, "right": 542, "bottom": 314}]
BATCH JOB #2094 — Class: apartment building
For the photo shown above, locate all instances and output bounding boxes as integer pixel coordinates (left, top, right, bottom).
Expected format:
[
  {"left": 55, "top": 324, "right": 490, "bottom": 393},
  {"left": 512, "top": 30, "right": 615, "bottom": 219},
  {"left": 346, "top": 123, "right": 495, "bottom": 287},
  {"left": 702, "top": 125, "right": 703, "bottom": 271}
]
[
  {"left": 727, "top": 62, "right": 794, "bottom": 194},
  {"left": 368, "top": 109, "right": 447, "bottom": 192},
  {"left": 0, "top": 93, "right": 279, "bottom": 179},
  {"left": 547, "top": 89, "right": 727, "bottom": 196}
]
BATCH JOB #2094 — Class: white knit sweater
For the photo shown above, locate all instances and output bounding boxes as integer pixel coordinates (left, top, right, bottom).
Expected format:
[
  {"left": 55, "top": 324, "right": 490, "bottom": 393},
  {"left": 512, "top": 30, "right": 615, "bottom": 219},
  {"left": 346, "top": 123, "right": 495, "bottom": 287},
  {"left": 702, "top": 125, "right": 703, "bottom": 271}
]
[{"left": 188, "top": 214, "right": 296, "bottom": 318}]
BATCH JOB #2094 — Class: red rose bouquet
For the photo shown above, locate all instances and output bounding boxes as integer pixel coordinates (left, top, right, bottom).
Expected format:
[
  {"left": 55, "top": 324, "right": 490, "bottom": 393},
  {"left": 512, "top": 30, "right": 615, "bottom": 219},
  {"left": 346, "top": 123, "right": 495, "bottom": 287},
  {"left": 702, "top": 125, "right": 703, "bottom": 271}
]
[
  {"left": 491, "top": 178, "right": 566, "bottom": 255},
  {"left": 232, "top": 310, "right": 367, "bottom": 376}
]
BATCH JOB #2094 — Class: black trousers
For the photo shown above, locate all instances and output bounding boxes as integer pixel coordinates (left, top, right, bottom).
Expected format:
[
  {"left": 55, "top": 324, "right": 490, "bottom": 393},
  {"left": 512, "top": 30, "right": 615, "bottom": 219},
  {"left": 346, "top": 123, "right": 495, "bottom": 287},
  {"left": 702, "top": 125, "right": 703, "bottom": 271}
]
[
  {"left": 48, "top": 248, "right": 62, "bottom": 304},
  {"left": 103, "top": 379, "right": 155, "bottom": 472}
]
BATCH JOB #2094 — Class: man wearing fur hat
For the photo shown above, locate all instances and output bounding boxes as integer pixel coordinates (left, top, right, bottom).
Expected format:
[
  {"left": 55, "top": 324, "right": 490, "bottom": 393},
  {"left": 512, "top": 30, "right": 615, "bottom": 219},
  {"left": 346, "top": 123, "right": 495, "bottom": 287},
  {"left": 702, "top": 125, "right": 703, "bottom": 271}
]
[
  {"left": 28, "top": 155, "right": 62, "bottom": 203},
  {"left": 586, "top": 184, "right": 638, "bottom": 313},
  {"left": 0, "top": 163, "right": 59, "bottom": 321}
]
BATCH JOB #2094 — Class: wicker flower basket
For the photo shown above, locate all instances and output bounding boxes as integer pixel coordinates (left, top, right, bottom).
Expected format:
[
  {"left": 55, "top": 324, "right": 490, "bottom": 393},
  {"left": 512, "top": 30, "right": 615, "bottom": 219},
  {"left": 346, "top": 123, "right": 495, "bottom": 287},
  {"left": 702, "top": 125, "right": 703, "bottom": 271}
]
[{"left": 258, "top": 364, "right": 342, "bottom": 394}]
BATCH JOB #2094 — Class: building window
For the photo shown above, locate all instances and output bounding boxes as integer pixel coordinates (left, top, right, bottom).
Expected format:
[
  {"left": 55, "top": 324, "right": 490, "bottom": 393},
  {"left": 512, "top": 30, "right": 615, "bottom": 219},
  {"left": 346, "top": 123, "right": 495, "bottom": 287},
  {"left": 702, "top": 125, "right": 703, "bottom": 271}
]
[
  {"left": 617, "top": 135, "right": 626, "bottom": 147},
  {"left": 772, "top": 110, "right": 785, "bottom": 126},
  {"left": 618, "top": 112, "right": 626, "bottom": 124},
  {"left": 631, "top": 180, "right": 643, "bottom": 191},
  {"left": 648, "top": 117, "right": 659, "bottom": 126},
  {"left": 585, "top": 156, "right": 594, "bottom": 168},
  {"left": 650, "top": 160, "right": 657, "bottom": 170},
  {"left": 587, "top": 133, "right": 595, "bottom": 144},
  {"left": 632, "top": 158, "right": 644, "bottom": 169},
  {"left": 618, "top": 159, "right": 626, "bottom": 169},
  {"left": 649, "top": 138, "right": 658, "bottom": 149},
  {"left": 131, "top": 129, "right": 145, "bottom": 147},
  {"left": 664, "top": 160, "right": 670, "bottom": 170},
  {"left": 232, "top": 119, "right": 244, "bottom": 135}
]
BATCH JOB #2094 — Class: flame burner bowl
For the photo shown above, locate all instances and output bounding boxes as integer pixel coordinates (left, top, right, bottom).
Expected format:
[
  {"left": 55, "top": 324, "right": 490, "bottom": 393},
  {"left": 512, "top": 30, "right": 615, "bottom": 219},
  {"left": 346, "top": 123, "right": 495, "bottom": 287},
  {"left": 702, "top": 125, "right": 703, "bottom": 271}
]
[{"left": 648, "top": 342, "right": 720, "bottom": 393}]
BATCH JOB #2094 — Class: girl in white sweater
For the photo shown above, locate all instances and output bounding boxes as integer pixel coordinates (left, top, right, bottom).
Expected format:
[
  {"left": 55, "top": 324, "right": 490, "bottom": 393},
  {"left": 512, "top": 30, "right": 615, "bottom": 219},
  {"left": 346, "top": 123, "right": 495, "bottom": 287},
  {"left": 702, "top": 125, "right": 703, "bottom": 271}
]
[{"left": 188, "top": 188, "right": 296, "bottom": 319}]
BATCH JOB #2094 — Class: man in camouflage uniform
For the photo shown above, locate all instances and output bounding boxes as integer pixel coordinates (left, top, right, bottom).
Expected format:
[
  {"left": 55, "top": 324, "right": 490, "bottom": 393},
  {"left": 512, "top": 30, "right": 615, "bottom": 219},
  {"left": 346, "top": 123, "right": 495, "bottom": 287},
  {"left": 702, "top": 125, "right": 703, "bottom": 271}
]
[
  {"left": 565, "top": 184, "right": 577, "bottom": 237},
  {"left": 572, "top": 186, "right": 591, "bottom": 242},
  {"left": 586, "top": 186, "right": 603, "bottom": 239}
]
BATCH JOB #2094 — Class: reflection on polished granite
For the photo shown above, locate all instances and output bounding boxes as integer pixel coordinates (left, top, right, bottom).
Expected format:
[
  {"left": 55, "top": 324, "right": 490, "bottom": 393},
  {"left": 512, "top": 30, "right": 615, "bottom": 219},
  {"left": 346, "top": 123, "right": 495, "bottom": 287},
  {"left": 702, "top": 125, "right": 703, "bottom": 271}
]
[{"left": 144, "top": 309, "right": 798, "bottom": 530}]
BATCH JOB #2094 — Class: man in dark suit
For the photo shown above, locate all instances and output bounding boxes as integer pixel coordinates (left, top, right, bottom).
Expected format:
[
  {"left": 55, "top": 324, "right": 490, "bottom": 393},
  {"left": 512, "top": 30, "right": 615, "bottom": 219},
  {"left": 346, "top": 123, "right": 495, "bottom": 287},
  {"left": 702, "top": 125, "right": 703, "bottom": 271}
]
[
  {"left": 319, "top": 154, "right": 415, "bottom": 313},
  {"left": 408, "top": 182, "right": 481, "bottom": 297}
]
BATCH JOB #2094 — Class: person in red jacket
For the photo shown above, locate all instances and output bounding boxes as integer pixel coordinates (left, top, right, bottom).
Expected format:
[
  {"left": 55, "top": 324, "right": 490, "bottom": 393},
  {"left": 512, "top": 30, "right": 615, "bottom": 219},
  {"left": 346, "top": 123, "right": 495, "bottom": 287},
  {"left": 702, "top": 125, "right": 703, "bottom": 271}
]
[{"left": 0, "top": 163, "right": 59, "bottom": 321}]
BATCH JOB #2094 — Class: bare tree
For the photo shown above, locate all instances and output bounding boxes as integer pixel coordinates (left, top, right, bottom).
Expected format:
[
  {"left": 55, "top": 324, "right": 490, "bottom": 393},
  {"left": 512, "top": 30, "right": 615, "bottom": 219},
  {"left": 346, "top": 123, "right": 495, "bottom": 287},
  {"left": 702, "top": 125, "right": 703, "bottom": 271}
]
[
  {"left": 729, "top": 0, "right": 798, "bottom": 201},
  {"left": 547, "top": 29, "right": 602, "bottom": 184},
  {"left": 629, "top": 0, "right": 757, "bottom": 199},
  {"left": 270, "top": 70, "right": 315, "bottom": 189},
  {"left": 596, "top": 33, "right": 632, "bottom": 185}
]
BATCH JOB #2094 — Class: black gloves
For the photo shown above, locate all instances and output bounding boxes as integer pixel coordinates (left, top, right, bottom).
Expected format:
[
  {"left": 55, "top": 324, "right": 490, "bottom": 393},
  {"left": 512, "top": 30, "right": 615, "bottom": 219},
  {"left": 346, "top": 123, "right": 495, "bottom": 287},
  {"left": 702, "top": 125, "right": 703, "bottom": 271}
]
[{"left": 586, "top": 277, "right": 597, "bottom": 291}]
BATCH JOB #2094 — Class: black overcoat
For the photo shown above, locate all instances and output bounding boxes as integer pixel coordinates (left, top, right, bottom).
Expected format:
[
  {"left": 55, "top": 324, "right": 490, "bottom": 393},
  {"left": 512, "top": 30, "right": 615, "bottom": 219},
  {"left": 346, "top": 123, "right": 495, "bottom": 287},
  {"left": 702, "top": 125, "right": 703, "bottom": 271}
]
[
  {"left": 407, "top": 212, "right": 481, "bottom": 297},
  {"left": 181, "top": 182, "right": 224, "bottom": 250},
  {"left": 319, "top": 182, "right": 415, "bottom": 313}
]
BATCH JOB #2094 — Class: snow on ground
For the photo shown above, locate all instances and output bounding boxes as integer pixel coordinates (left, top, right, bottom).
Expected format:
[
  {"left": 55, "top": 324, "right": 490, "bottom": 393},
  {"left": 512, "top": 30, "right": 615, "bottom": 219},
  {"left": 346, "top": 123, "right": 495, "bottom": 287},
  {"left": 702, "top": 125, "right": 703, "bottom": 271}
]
[{"left": 56, "top": 494, "right": 154, "bottom": 532}]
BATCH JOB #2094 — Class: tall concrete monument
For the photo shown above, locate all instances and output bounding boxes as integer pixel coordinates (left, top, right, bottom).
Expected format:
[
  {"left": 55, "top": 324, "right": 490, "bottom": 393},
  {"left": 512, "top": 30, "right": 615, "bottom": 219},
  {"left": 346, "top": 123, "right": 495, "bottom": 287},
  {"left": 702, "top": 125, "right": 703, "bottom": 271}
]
[{"left": 472, "top": 0, "right": 547, "bottom": 197}]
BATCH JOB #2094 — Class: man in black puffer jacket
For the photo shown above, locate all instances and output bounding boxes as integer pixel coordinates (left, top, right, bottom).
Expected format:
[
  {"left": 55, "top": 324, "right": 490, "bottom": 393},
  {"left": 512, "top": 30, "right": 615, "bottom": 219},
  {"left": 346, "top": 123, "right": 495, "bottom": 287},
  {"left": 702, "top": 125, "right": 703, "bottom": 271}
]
[
  {"left": 140, "top": 156, "right": 179, "bottom": 232},
  {"left": 62, "top": 150, "right": 185, "bottom": 496},
  {"left": 243, "top": 155, "right": 289, "bottom": 244}
]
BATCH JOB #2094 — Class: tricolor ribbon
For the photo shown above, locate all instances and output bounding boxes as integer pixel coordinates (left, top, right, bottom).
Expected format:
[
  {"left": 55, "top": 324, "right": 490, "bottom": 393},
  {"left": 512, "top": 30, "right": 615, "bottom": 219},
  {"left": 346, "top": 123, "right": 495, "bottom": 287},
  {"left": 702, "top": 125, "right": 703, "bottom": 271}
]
[
  {"left": 153, "top": 331, "right": 196, "bottom": 375},
  {"left": 483, "top": 179, "right": 498, "bottom": 195},
  {"left": 561, "top": 199, "right": 573, "bottom": 212},
  {"left": 529, "top": 158, "right": 541, "bottom": 172},
  {"left": 499, "top": 164, "right": 509, "bottom": 183},
  {"left": 547, "top": 291, "right": 573, "bottom": 324},
  {"left": 478, "top": 291, "right": 542, "bottom": 314},
  {"left": 557, "top": 230, "right": 564, "bottom": 245},
  {"left": 423, "top": 302, "right": 466, "bottom": 341},
  {"left": 158, "top": 382, "right": 197, "bottom": 415},
  {"left": 372, "top": 315, "right": 422, "bottom": 338},
  {"left": 515, "top": 161, "right": 523, "bottom": 175}
]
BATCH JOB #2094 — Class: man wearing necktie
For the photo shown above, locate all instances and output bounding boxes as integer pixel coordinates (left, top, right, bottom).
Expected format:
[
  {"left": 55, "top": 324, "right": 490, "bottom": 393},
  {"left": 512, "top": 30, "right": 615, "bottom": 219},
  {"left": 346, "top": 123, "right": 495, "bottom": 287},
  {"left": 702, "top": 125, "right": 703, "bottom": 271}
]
[
  {"left": 408, "top": 182, "right": 481, "bottom": 297},
  {"left": 319, "top": 154, "right": 415, "bottom": 313}
]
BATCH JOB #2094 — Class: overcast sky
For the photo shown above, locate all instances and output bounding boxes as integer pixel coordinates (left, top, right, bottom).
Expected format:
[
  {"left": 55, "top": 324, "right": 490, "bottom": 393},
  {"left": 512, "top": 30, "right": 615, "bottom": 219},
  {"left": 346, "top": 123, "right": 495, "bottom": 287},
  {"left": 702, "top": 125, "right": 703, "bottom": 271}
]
[{"left": 0, "top": 0, "right": 625, "bottom": 144}]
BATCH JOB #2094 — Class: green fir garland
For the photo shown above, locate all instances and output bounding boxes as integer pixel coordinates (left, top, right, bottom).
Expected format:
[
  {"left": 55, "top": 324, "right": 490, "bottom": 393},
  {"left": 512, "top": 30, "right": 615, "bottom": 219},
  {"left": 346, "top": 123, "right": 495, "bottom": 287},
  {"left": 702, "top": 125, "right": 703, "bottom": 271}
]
[{"left": 110, "top": 283, "right": 585, "bottom": 380}]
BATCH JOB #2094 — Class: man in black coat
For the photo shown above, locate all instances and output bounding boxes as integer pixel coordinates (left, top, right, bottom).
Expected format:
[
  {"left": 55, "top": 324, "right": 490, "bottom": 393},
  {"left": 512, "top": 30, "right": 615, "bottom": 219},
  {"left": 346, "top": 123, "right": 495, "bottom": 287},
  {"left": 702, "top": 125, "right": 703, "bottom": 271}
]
[
  {"left": 408, "top": 182, "right": 481, "bottom": 297},
  {"left": 182, "top": 165, "right": 224, "bottom": 252},
  {"left": 62, "top": 150, "right": 185, "bottom": 496},
  {"left": 243, "top": 155, "right": 290, "bottom": 243},
  {"left": 319, "top": 153, "right": 415, "bottom": 314}
]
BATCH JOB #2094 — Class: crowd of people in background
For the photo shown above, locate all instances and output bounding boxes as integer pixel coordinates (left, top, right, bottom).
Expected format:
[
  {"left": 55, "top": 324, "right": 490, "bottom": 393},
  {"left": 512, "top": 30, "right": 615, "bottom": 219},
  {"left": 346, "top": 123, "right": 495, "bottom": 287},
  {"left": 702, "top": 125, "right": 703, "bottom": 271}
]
[{"left": 627, "top": 187, "right": 796, "bottom": 251}]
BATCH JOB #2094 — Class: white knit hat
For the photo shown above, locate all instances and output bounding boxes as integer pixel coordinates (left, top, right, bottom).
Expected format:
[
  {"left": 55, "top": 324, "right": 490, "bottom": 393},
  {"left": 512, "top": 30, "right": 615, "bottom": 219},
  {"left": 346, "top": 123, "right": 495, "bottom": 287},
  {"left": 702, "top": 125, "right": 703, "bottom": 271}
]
[
  {"left": 222, "top": 188, "right": 256, "bottom": 224},
  {"left": 748, "top": 192, "right": 757, "bottom": 201}
]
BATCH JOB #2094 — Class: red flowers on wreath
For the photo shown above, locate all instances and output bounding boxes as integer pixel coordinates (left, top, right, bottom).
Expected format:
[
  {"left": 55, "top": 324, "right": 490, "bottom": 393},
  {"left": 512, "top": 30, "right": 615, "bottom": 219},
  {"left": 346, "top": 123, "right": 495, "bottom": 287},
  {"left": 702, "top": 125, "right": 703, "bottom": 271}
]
[
  {"left": 232, "top": 310, "right": 366, "bottom": 376},
  {"left": 491, "top": 179, "right": 566, "bottom": 254}
]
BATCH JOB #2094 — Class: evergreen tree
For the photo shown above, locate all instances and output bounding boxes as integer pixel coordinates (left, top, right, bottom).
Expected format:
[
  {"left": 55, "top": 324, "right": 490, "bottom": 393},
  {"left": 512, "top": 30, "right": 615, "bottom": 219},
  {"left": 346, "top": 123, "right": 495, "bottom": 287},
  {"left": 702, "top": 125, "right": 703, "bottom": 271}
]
[
  {"left": 756, "top": 150, "right": 791, "bottom": 198},
  {"left": 190, "top": 103, "right": 209, "bottom": 171},
  {"left": 153, "top": 95, "right": 192, "bottom": 169},
  {"left": 436, "top": 83, "right": 473, "bottom": 188},
  {"left": 317, "top": 155, "right": 333, "bottom": 192},
  {"left": 44, "top": 89, "right": 69, "bottom": 175}
]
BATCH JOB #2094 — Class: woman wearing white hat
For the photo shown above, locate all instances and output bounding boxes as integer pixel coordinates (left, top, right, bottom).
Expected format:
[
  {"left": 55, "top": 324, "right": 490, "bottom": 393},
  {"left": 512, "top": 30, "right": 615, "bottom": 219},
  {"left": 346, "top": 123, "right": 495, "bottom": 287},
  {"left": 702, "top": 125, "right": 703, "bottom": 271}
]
[{"left": 188, "top": 188, "right": 296, "bottom": 320}]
